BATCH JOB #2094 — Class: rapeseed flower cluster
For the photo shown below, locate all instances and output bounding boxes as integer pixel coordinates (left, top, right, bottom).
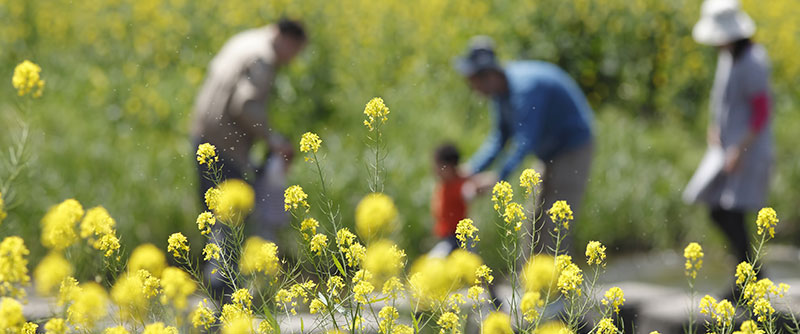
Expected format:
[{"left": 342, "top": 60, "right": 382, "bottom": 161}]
[
  {"left": 12, "top": 60, "right": 45, "bottom": 98},
  {"left": 585, "top": 240, "right": 606, "bottom": 266},
  {"left": 519, "top": 168, "right": 542, "bottom": 197},
  {"left": 195, "top": 142, "right": 218, "bottom": 165},
  {"left": 548, "top": 200, "right": 573, "bottom": 231},
  {"left": 363, "top": 97, "right": 390, "bottom": 131},
  {"left": 602, "top": 287, "right": 625, "bottom": 314},
  {"left": 240, "top": 236, "right": 280, "bottom": 276},
  {"left": 41, "top": 199, "right": 84, "bottom": 251},
  {"left": 0, "top": 236, "right": 29, "bottom": 298},
  {"left": 299, "top": 132, "right": 322, "bottom": 161},
  {"left": 755, "top": 207, "right": 778, "bottom": 239},
  {"left": 283, "top": 185, "right": 309, "bottom": 212},
  {"left": 355, "top": 192, "right": 397, "bottom": 240},
  {"left": 482, "top": 311, "right": 513, "bottom": 334},
  {"left": 455, "top": 218, "right": 479, "bottom": 248},
  {"left": 683, "top": 242, "right": 703, "bottom": 279},
  {"left": 215, "top": 179, "right": 255, "bottom": 222}
]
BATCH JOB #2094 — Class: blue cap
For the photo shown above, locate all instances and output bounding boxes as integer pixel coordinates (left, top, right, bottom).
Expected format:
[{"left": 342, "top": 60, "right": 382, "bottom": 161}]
[{"left": 454, "top": 35, "right": 501, "bottom": 77}]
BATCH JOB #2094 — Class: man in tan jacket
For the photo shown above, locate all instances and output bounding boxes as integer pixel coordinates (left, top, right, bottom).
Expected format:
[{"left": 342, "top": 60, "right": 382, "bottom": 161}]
[
  {"left": 191, "top": 19, "right": 306, "bottom": 300},
  {"left": 192, "top": 19, "right": 306, "bottom": 190}
]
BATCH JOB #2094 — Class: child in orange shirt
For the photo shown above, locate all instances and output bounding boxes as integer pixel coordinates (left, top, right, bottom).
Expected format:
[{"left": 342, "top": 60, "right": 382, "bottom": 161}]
[{"left": 430, "top": 143, "right": 476, "bottom": 255}]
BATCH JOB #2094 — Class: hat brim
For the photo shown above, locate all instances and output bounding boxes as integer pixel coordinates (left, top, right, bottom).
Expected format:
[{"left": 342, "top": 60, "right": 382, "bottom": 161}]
[{"left": 693, "top": 13, "right": 755, "bottom": 46}]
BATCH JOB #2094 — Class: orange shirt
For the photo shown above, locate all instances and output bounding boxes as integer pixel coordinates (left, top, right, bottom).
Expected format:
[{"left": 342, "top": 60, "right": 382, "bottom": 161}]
[{"left": 432, "top": 177, "right": 468, "bottom": 238}]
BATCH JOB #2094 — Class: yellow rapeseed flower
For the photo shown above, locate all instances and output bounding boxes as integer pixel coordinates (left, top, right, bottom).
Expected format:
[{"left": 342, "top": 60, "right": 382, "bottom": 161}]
[
  {"left": 381, "top": 276, "right": 404, "bottom": 299},
  {"left": 58, "top": 276, "right": 79, "bottom": 307},
  {"left": 309, "top": 298, "right": 325, "bottom": 314},
  {"left": 67, "top": 282, "right": 108, "bottom": 329},
  {"left": 755, "top": 207, "right": 778, "bottom": 239},
  {"left": 684, "top": 242, "right": 703, "bottom": 279},
  {"left": 482, "top": 312, "right": 513, "bottom": 334},
  {"left": 520, "top": 291, "right": 542, "bottom": 321},
  {"left": 363, "top": 239, "right": 406, "bottom": 284},
  {"left": 753, "top": 298, "right": 774, "bottom": 323},
  {"left": 167, "top": 232, "right": 189, "bottom": 259},
  {"left": 602, "top": 287, "right": 625, "bottom": 313},
  {"left": 522, "top": 255, "right": 557, "bottom": 294},
  {"left": 80, "top": 206, "right": 115, "bottom": 239},
  {"left": 363, "top": 97, "right": 390, "bottom": 131},
  {"left": 557, "top": 263, "right": 583, "bottom": 296},
  {"left": 215, "top": 179, "right": 255, "bottom": 223},
  {"left": 204, "top": 187, "right": 221, "bottom": 211},
  {"left": 455, "top": 218, "right": 480, "bottom": 248},
  {"left": 352, "top": 270, "right": 375, "bottom": 304},
  {"left": 283, "top": 185, "right": 309, "bottom": 212},
  {"left": 0, "top": 297, "right": 24, "bottom": 331},
  {"left": 195, "top": 143, "right": 218, "bottom": 165},
  {"left": 437, "top": 312, "right": 460, "bottom": 334},
  {"left": 44, "top": 318, "right": 68, "bottom": 334},
  {"left": 191, "top": 299, "right": 216, "bottom": 330},
  {"left": 735, "top": 262, "right": 755, "bottom": 286},
  {"left": 475, "top": 265, "right": 494, "bottom": 284},
  {"left": 548, "top": 200, "right": 573, "bottom": 231},
  {"left": 300, "top": 218, "right": 318, "bottom": 240},
  {"left": 327, "top": 276, "right": 345, "bottom": 295},
  {"left": 309, "top": 233, "right": 328, "bottom": 256},
  {"left": 196, "top": 211, "right": 216, "bottom": 236},
  {"left": 585, "top": 241, "right": 606, "bottom": 266},
  {"left": 448, "top": 249, "right": 483, "bottom": 287},
  {"left": 111, "top": 273, "right": 152, "bottom": 320},
  {"left": 503, "top": 202, "right": 526, "bottom": 232},
  {"left": 41, "top": 199, "right": 84, "bottom": 251},
  {"left": 23, "top": 323, "right": 39, "bottom": 334},
  {"left": 203, "top": 243, "right": 221, "bottom": 261},
  {"left": 160, "top": 267, "right": 196, "bottom": 310},
  {"left": 0, "top": 236, "right": 30, "bottom": 298},
  {"left": 378, "top": 306, "right": 399, "bottom": 334},
  {"left": 240, "top": 236, "right": 280, "bottom": 276},
  {"left": 104, "top": 326, "right": 130, "bottom": 334},
  {"left": 737, "top": 320, "right": 764, "bottom": 334},
  {"left": 299, "top": 132, "right": 322, "bottom": 161},
  {"left": 128, "top": 243, "right": 166, "bottom": 276},
  {"left": 520, "top": 168, "right": 542, "bottom": 197},
  {"left": 355, "top": 192, "right": 398, "bottom": 240},
  {"left": 491, "top": 181, "right": 513, "bottom": 212},
  {"left": 596, "top": 318, "right": 617, "bottom": 334},
  {"left": 12, "top": 60, "right": 45, "bottom": 98},
  {"left": 232, "top": 288, "right": 253, "bottom": 309},
  {"left": 142, "top": 322, "right": 178, "bottom": 334}
]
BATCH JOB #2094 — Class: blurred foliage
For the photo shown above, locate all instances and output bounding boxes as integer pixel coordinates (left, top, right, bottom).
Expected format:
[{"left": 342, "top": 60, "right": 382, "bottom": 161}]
[{"left": 0, "top": 0, "right": 798, "bottom": 270}]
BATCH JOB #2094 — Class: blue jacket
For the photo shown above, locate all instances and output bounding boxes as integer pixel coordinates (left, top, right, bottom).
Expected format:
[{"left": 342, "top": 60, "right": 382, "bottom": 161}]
[{"left": 468, "top": 61, "right": 594, "bottom": 180}]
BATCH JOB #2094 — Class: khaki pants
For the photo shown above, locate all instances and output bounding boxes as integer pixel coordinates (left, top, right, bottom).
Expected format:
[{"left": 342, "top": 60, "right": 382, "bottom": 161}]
[{"left": 526, "top": 140, "right": 594, "bottom": 258}]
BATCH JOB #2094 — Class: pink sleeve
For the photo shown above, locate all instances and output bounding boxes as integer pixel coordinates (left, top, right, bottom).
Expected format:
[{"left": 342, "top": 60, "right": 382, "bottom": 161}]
[{"left": 749, "top": 91, "right": 770, "bottom": 132}]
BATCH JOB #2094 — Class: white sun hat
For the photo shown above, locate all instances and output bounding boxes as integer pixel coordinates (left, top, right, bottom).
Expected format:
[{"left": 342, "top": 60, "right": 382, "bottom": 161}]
[{"left": 692, "top": 0, "right": 756, "bottom": 46}]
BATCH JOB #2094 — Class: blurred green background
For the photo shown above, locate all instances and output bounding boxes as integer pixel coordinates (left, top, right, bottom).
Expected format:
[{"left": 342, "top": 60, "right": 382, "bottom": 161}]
[{"left": 1, "top": 0, "right": 798, "bottom": 272}]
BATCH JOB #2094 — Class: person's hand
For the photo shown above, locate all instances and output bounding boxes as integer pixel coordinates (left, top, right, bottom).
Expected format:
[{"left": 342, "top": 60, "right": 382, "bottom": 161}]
[
  {"left": 471, "top": 171, "right": 498, "bottom": 195},
  {"left": 724, "top": 146, "right": 742, "bottom": 174}
]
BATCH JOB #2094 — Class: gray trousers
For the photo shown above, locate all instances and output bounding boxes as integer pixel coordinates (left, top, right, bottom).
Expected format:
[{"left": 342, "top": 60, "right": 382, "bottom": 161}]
[{"left": 526, "top": 140, "right": 594, "bottom": 258}]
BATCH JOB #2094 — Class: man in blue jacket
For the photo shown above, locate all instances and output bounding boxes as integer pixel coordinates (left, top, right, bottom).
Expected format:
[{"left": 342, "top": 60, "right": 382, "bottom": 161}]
[{"left": 456, "top": 36, "right": 594, "bottom": 253}]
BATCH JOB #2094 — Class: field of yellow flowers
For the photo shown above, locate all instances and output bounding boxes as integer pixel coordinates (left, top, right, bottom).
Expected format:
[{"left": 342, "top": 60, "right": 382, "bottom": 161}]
[{"left": 1, "top": 1, "right": 800, "bottom": 331}]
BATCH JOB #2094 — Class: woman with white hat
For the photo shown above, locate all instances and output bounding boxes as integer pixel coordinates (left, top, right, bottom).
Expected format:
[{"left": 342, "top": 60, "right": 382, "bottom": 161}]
[{"left": 686, "top": 0, "right": 773, "bottom": 268}]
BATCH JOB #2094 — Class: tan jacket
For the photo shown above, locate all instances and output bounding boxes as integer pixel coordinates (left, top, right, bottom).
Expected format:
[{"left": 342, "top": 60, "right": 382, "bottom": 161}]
[{"left": 192, "top": 25, "right": 280, "bottom": 173}]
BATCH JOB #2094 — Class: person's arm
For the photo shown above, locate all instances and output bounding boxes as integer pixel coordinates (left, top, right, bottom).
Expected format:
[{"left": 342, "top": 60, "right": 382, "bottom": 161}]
[
  {"left": 498, "top": 88, "right": 545, "bottom": 180},
  {"left": 466, "top": 107, "right": 510, "bottom": 175},
  {"left": 499, "top": 135, "right": 534, "bottom": 181}
]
